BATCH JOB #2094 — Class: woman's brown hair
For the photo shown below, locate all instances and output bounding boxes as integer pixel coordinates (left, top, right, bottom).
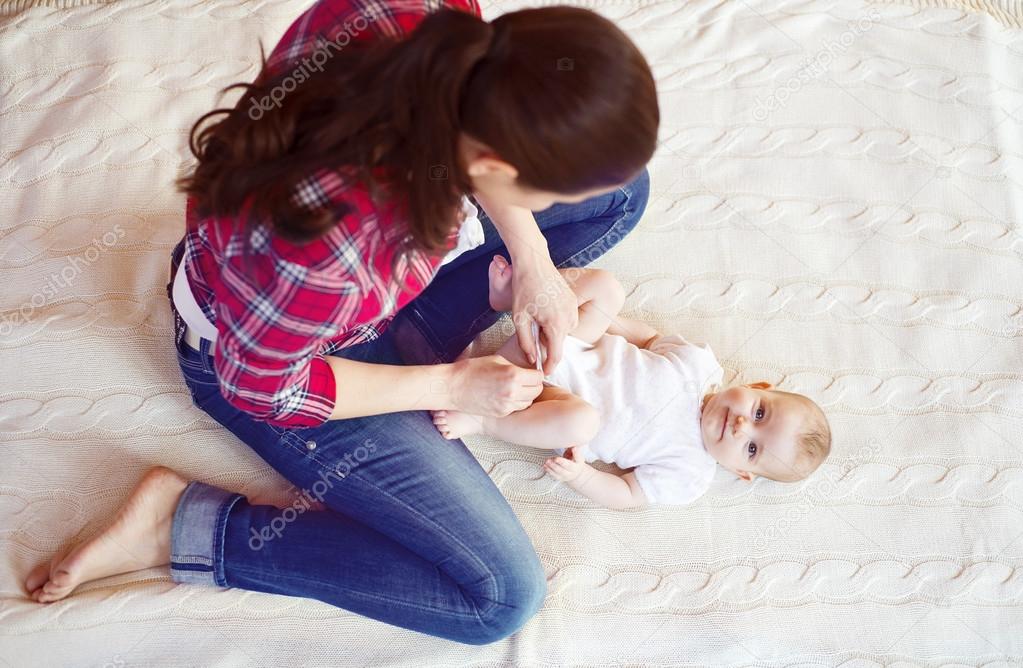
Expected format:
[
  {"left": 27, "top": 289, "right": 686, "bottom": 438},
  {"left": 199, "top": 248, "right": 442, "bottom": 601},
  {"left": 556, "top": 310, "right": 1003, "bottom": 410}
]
[{"left": 176, "top": 6, "right": 659, "bottom": 255}]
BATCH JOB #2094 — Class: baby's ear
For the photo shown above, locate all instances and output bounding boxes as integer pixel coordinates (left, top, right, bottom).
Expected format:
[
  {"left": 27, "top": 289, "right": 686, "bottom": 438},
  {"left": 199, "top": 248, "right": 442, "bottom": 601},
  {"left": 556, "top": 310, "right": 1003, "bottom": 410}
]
[
  {"left": 736, "top": 471, "right": 756, "bottom": 482},
  {"left": 747, "top": 381, "right": 772, "bottom": 390}
]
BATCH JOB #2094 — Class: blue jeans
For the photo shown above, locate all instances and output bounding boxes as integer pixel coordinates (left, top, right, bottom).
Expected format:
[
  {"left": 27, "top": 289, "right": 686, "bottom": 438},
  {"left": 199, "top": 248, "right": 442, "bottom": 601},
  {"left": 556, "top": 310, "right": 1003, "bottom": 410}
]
[{"left": 166, "top": 169, "right": 649, "bottom": 645}]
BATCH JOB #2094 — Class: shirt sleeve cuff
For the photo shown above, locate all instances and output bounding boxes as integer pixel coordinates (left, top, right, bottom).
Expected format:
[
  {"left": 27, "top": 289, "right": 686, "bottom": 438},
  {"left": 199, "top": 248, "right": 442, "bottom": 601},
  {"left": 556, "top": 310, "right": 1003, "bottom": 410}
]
[{"left": 265, "top": 354, "right": 337, "bottom": 428}]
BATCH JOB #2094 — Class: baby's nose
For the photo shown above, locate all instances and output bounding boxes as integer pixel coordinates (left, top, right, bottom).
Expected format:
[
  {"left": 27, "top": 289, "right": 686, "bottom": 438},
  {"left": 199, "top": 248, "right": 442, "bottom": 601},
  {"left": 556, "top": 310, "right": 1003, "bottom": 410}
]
[{"left": 732, "top": 415, "right": 751, "bottom": 437}]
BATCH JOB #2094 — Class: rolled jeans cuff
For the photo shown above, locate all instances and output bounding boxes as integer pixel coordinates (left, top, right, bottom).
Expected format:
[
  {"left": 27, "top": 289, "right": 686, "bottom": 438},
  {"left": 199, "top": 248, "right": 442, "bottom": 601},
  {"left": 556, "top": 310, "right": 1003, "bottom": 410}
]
[{"left": 169, "top": 480, "right": 244, "bottom": 587}]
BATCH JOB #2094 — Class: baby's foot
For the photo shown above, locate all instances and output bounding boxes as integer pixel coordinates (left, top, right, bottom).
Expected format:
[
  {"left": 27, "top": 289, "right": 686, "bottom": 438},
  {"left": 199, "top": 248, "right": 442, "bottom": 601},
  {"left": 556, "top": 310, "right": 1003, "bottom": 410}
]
[
  {"left": 488, "top": 255, "right": 514, "bottom": 311},
  {"left": 431, "top": 409, "right": 487, "bottom": 440},
  {"left": 24, "top": 466, "right": 188, "bottom": 603}
]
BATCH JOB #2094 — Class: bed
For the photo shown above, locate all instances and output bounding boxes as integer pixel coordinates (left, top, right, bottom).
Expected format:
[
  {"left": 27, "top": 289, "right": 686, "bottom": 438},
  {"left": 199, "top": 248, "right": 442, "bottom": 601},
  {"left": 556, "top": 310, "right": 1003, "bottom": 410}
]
[{"left": 1, "top": 0, "right": 1021, "bottom": 664}]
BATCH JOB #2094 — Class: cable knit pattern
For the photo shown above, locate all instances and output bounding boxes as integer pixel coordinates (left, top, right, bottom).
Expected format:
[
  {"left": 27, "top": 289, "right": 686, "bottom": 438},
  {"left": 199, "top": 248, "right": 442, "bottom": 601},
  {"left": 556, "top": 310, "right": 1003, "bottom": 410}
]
[
  {"left": 659, "top": 125, "right": 1019, "bottom": 182},
  {"left": 647, "top": 192, "right": 1023, "bottom": 258},
  {"left": 1, "top": 0, "right": 1022, "bottom": 665}
]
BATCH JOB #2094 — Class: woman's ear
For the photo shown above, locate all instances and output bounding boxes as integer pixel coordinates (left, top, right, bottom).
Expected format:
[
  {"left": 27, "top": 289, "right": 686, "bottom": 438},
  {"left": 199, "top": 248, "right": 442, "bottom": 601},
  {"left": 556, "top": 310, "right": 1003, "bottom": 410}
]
[{"left": 466, "top": 156, "right": 518, "bottom": 180}]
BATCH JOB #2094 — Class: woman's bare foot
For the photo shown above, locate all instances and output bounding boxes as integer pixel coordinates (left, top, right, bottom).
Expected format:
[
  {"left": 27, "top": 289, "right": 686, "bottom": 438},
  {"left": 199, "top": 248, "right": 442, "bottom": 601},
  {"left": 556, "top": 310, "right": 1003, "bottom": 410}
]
[
  {"left": 24, "top": 466, "right": 189, "bottom": 603},
  {"left": 488, "top": 255, "right": 514, "bottom": 311},
  {"left": 431, "top": 409, "right": 488, "bottom": 440}
]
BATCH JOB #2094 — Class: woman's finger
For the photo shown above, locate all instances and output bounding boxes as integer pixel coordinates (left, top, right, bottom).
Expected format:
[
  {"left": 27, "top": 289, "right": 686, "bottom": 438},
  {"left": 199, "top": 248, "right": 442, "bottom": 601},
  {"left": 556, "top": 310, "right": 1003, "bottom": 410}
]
[
  {"left": 515, "top": 367, "right": 544, "bottom": 387},
  {"left": 541, "top": 326, "right": 564, "bottom": 375},
  {"left": 513, "top": 313, "right": 537, "bottom": 366}
]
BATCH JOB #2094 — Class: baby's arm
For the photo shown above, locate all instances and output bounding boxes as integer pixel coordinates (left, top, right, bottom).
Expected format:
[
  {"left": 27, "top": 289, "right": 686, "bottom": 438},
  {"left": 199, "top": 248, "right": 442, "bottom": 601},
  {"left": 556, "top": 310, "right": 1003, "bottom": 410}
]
[{"left": 544, "top": 447, "right": 649, "bottom": 509}]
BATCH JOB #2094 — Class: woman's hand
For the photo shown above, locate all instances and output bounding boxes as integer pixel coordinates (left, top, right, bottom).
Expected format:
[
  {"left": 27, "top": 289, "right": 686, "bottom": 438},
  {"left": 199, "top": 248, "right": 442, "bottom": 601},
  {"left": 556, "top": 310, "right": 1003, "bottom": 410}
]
[
  {"left": 448, "top": 355, "right": 544, "bottom": 417},
  {"left": 470, "top": 192, "right": 578, "bottom": 375},
  {"left": 511, "top": 254, "right": 578, "bottom": 375}
]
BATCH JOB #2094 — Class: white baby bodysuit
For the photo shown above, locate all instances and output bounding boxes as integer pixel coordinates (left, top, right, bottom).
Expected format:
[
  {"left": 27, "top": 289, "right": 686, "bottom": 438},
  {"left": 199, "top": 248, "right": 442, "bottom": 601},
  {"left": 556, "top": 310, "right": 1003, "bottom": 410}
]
[{"left": 544, "top": 333, "right": 724, "bottom": 505}]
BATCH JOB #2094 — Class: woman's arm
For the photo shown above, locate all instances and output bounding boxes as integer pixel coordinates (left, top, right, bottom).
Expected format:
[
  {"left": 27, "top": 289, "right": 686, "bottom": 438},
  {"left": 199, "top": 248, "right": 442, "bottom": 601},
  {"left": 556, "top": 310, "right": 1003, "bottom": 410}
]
[
  {"left": 325, "top": 354, "right": 543, "bottom": 421},
  {"left": 473, "top": 193, "right": 578, "bottom": 373}
]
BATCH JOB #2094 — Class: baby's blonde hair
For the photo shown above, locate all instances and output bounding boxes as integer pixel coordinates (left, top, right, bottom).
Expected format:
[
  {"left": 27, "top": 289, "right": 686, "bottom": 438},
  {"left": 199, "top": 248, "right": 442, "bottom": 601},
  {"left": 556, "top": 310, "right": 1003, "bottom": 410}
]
[{"left": 764, "top": 392, "right": 831, "bottom": 482}]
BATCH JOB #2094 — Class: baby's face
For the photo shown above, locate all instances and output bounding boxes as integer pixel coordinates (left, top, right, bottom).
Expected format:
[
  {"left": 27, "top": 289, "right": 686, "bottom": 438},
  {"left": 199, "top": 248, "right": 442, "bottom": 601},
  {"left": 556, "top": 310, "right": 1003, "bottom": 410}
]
[{"left": 699, "top": 384, "right": 808, "bottom": 481}]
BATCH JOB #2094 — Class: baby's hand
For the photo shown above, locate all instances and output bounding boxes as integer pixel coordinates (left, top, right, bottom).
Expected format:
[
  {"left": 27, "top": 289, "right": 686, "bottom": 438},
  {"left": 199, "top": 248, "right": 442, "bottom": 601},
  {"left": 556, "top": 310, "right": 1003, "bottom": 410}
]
[{"left": 544, "top": 446, "right": 590, "bottom": 483}]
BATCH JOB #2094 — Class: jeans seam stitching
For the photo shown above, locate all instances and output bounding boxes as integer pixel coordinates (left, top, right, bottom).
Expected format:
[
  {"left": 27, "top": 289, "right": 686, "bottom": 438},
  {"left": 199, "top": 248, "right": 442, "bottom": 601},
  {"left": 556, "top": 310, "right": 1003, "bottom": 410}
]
[
  {"left": 341, "top": 467, "right": 503, "bottom": 618},
  {"left": 557, "top": 196, "right": 635, "bottom": 269},
  {"left": 213, "top": 493, "right": 245, "bottom": 587},
  {"left": 224, "top": 565, "right": 492, "bottom": 620},
  {"left": 244, "top": 440, "right": 502, "bottom": 620},
  {"left": 405, "top": 308, "right": 448, "bottom": 363}
]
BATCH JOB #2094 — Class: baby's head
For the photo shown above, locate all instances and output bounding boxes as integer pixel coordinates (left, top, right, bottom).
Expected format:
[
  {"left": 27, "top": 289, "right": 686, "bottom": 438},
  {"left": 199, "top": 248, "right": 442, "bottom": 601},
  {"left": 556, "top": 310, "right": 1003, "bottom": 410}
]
[{"left": 699, "top": 382, "right": 830, "bottom": 483}]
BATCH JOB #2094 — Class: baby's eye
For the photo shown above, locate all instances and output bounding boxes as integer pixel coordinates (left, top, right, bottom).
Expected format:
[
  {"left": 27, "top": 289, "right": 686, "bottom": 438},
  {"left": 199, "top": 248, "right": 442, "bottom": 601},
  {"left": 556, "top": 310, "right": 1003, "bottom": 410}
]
[
  {"left": 754, "top": 405, "right": 765, "bottom": 421},
  {"left": 747, "top": 441, "right": 758, "bottom": 459}
]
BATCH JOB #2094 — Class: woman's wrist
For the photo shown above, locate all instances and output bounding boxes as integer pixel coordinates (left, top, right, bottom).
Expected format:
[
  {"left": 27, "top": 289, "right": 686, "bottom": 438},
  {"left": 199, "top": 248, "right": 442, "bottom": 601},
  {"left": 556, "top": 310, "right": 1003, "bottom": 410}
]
[
  {"left": 504, "top": 227, "right": 550, "bottom": 268},
  {"left": 420, "top": 361, "right": 461, "bottom": 412},
  {"left": 326, "top": 356, "right": 460, "bottom": 419},
  {"left": 476, "top": 196, "right": 551, "bottom": 267}
]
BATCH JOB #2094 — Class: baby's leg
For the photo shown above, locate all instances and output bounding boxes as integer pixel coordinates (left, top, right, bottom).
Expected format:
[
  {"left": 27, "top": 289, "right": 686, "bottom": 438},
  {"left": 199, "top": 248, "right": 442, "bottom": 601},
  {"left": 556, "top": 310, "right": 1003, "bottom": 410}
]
[
  {"left": 432, "top": 383, "right": 599, "bottom": 449},
  {"left": 487, "top": 256, "right": 626, "bottom": 346},
  {"left": 431, "top": 259, "right": 619, "bottom": 449},
  {"left": 567, "top": 267, "right": 627, "bottom": 344}
]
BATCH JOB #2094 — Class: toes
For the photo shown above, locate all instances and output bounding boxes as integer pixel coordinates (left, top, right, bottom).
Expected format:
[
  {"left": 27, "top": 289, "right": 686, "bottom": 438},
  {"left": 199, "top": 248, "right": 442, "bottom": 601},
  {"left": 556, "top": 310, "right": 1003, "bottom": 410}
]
[
  {"left": 36, "top": 580, "right": 72, "bottom": 603},
  {"left": 42, "top": 579, "right": 68, "bottom": 596},
  {"left": 37, "top": 590, "right": 61, "bottom": 604},
  {"left": 24, "top": 562, "right": 51, "bottom": 594},
  {"left": 49, "top": 568, "right": 73, "bottom": 588}
]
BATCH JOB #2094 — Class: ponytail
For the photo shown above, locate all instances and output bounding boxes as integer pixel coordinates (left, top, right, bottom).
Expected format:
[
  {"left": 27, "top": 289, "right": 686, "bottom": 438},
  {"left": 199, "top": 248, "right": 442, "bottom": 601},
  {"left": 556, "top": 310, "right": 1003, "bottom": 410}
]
[{"left": 177, "top": 6, "right": 658, "bottom": 253}]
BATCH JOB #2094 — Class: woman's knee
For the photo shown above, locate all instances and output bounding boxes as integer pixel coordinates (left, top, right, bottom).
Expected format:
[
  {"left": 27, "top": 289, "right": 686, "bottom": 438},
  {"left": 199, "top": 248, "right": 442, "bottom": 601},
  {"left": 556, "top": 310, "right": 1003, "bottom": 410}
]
[
  {"left": 464, "top": 550, "right": 547, "bottom": 645},
  {"left": 580, "top": 166, "right": 650, "bottom": 264},
  {"left": 618, "top": 166, "right": 650, "bottom": 233}
]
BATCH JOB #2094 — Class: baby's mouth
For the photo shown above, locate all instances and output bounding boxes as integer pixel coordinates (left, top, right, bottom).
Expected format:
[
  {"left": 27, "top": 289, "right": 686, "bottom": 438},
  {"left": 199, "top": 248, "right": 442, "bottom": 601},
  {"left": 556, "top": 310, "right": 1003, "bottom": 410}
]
[{"left": 720, "top": 408, "right": 728, "bottom": 442}]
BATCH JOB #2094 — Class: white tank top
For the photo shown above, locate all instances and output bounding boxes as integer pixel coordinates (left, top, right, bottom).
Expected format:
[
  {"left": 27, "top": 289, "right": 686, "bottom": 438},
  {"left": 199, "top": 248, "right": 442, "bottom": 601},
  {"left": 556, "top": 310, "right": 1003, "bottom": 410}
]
[{"left": 172, "top": 250, "right": 219, "bottom": 342}]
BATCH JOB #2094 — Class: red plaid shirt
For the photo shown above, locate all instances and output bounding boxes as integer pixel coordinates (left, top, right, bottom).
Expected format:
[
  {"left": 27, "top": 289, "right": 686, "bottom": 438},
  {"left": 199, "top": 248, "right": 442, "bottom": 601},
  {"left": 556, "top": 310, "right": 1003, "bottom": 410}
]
[{"left": 181, "top": 0, "right": 482, "bottom": 427}]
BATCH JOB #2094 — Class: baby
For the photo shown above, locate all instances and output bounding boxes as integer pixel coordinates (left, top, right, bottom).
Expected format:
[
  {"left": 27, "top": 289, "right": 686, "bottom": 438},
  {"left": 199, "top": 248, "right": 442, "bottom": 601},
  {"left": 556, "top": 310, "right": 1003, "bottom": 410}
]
[{"left": 431, "top": 256, "right": 832, "bottom": 509}]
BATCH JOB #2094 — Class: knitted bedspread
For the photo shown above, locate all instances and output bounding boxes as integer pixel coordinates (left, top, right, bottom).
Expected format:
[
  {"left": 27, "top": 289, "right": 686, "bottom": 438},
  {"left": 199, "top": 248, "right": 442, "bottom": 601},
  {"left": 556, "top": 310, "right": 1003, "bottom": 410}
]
[{"left": 1, "top": 0, "right": 1021, "bottom": 664}]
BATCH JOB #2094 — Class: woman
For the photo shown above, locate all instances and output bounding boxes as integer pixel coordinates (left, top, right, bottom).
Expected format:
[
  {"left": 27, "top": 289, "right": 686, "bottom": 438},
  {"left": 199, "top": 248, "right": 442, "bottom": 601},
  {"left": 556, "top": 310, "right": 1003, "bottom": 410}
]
[{"left": 24, "top": 0, "right": 657, "bottom": 645}]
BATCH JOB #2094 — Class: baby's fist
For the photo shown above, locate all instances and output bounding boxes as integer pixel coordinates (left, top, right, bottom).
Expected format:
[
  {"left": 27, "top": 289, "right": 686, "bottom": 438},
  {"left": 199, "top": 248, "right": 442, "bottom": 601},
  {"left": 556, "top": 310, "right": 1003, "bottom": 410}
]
[{"left": 544, "top": 446, "right": 589, "bottom": 483}]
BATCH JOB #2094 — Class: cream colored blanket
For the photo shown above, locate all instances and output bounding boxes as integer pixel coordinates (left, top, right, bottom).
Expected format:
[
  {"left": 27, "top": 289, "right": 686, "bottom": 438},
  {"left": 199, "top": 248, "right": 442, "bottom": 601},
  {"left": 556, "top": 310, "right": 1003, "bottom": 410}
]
[{"left": 1, "top": 0, "right": 1022, "bottom": 664}]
